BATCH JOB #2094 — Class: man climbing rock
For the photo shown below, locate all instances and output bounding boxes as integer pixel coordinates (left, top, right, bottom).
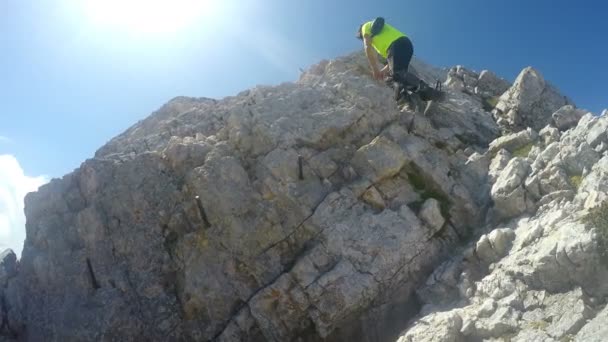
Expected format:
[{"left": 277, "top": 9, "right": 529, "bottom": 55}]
[{"left": 356, "top": 17, "right": 414, "bottom": 102}]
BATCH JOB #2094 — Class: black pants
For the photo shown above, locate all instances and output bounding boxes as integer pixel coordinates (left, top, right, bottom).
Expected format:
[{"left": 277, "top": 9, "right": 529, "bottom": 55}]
[{"left": 387, "top": 36, "right": 414, "bottom": 83}]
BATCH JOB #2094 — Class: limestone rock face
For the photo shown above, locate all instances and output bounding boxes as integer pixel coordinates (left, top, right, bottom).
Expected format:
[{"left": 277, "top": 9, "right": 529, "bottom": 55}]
[
  {"left": 490, "top": 157, "right": 534, "bottom": 220},
  {"left": 494, "top": 67, "right": 571, "bottom": 132},
  {"left": 2, "top": 52, "right": 498, "bottom": 342},
  {"left": 477, "top": 70, "right": 511, "bottom": 97},
  {"left": 3, "top": 51, "right": 606, "bottom": 342},
  {"left": 488, "top": 128, "right": 538, "bottom": 155},
  {"left": 552, "top": 105, "right": 588, "bottom": 131},
  {"left": 419, "top": 198, "right": 446, "bottom": 233},
  {"left": 399, "top": 93, "right": 608, "bottom": 342}
]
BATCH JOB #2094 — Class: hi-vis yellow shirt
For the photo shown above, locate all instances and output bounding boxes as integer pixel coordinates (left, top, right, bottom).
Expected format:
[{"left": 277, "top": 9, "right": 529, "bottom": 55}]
[{"left": 362, "top": 21, "right": 406, "bottom": 58}]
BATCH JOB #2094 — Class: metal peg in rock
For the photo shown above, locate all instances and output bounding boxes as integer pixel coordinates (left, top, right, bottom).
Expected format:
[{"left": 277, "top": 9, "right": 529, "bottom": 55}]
[
  {"left": 298, "top": 155, "right": 304, "bottom": 180},
  {"left": 86, "top": 258, "right": 101, "bottom": 290},
  {"left": 195, "top": 196, "right": 211, "bottom": 228}
]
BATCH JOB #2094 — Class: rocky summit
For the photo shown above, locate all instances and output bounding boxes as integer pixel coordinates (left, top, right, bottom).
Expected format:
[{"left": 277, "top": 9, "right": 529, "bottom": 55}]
[{"left": 1, "top": 51, "right": 607, "bottom": 342}]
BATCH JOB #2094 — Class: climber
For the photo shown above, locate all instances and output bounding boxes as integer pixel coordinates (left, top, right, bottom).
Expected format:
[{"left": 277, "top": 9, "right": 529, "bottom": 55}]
[{"left": 356, "top": 17, "right": 414, "bottom": 102}]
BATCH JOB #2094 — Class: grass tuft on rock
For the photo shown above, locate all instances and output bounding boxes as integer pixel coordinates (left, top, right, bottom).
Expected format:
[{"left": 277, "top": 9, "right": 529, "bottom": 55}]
[
  {"left": 584, "top": 202, "right": 608, "bottom": 265},
  {"left": 406, "top": 169, "right": 451, "bottom": 219},
  {"left": 527, "top": 320, "right": 549, "bottom": 331},
  {"left": 512, "top": 143, "right": 534, "bottom": 158},
  {"left": 482, "top": 96, "right": 500, "bottom": 112},
  {"left": 569, "top": 175, "right": 583, "bottom": 189}
]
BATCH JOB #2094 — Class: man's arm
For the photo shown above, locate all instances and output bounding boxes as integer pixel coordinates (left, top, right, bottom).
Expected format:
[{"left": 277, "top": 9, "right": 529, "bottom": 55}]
[
  {"left": 380, "top": 64, "right": 390, "bottom": 77},
  {"left": 363, "top": 35, "right": 382, "bottom": 80}
]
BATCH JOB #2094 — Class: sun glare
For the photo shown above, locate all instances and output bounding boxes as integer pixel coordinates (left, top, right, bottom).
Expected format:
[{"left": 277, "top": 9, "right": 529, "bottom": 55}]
[{"left": 84, "top": 0, "right": 214, "bottom": 34}]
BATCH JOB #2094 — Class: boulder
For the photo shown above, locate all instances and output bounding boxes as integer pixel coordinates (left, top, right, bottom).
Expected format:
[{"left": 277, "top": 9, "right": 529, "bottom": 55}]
[
  {"left": 477, "top": 70, "right": 511, "bottom": 97},
  {"left": 586, "top": 116, "right": 608, "bottom": 148},
  {"left": 539, "top": 125, "right": 560, "bottom": 145},
  {"left": 491, "top": 158, "right": 534, "bottom": 220},
  {"left": 552, "top": 105, "right": 587, "bottom": 131},
  {"left": 575, "top": 304, "right": 608, "bottom": 341},
  {"left": 352, "top": 136, "right": 409, "bottom": 183},
  {"left": 419, "top": 198, "right": 446, "bottom": 233},
  {"left": 488, "top": 127, "right": 538, "bottom": 155},
  {"left": 494, "top": 67, "right": 570, "bottom": 132}
]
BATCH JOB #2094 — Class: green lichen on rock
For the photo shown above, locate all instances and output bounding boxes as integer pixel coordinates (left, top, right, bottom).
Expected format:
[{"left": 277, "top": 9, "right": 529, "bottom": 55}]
[
  {"left": 512, "top": 143, "right": 534, "bottom": 158},
  {"left": 482, "top": 96, "right": 500, "bottom": 112},
  {"left": 406, "top": 169, "right": 451, "bottom": 219},
  {"left": 569, "top": 175, "right": 582, "bottom": 189},
  {"left": 584, "top": 202, "right": 608, "bottom": 265}
]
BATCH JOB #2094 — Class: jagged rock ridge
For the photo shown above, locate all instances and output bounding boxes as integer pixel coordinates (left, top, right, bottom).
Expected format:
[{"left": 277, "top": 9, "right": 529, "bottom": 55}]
[{"left": 0, "top": 51, "right": 606, "bottom": 342}]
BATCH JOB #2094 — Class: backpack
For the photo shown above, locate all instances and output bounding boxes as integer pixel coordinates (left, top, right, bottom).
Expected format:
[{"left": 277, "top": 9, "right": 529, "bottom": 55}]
[{"left": 370, "top": 17, "right": 385, "bottom": 37}]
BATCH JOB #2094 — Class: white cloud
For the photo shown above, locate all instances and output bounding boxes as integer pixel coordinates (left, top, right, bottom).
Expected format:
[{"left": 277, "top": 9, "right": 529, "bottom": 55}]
[
  {"left": 0, "top": 155, "right": 47, "bottom": 257},
  {"left": 0, "top": 136, "right": 12, "bottom": 144}
]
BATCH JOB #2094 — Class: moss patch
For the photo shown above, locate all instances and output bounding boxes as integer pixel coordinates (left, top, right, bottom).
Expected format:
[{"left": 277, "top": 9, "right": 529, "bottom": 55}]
[
  {"left": 407, "top": 169, "right": 427, "bottom": 192},
  {"left": 482, "top": 96, "right": 500, "bottom": 112},
  {"left": 434, "top": 141, "right": 448, "bottom": 150},
  {"left": 405, "top": 169, "right": 451, "bottom": 219},
  {"left": 512, "top": 143, "right": 534, "bottom": 158},
  {"left": 408, "top": 200, "right": 424, "bottom": 213},
  {"left": 560, "top": 335, "right": 575, "bottom": 342},
  {"left": 584, "top": 202, "right": 608, "bottom": 265},
  {"left": 570, "top": 175, "right": 583, "bottom": 189},
  {"left": 527, "top": 320, "right": 549, "bottom": 331}
]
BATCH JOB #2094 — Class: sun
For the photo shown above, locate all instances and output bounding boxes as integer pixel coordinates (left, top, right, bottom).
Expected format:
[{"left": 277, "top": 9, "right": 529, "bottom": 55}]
[{"left": 83, "top": 0, "right": 215, "bottom": 35}]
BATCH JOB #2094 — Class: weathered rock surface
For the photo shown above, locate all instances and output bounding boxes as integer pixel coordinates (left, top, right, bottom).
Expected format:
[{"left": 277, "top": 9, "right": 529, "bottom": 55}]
[
  {"left": 490, "top": 157, "right": 534, "bottom": 220},
  {"left": 488, "top": 128, "right": 538, "bottom": 155},
  {"left": 1, "top": 52, "right": 500, "bottom": 342},
  {"left": 477, "top": 70, "right": 511, "bottom": 98},
  {"left": 552, "top": 105, "right": 588, "bottom": 131},
  {"left": 399, "top": 98, "right": 608, "bottom": 342},
  {"left": 494, "top": 67, "right": 571, "bottom": 132},
  {"left": 0, "top": 250, "right": 18, "bottom": 340},
  {"left": 3, "top": 50, "right": 607, "bottom": 342}
]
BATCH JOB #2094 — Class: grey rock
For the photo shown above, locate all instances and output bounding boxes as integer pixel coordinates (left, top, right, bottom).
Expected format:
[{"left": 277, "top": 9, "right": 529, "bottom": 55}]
[
  {"left": 417, "top": 258, "right": 464, "bottom": 307},
  {"left": 537, "top": 190, "right": 575, "bottom": 207},
  {"left": 494, "top": 67, "right": 570, "bottom": 132},
  {"left": 491, "top": 158, "right": 533, "bottom": 220},
  {"left": 361, "top": 186, "right": 386, "bottom": 210},
  {"left": 552, "top": 105, "right": 587, "bottom": 131},
  {"left": 488, "top": 127, "right": 538, "bottom": 155},
  {"left": 575, "top": 304, "right": 608, "bottom": 341},
  {"left": 544, "top": 288, "right": 592, "bottom": 338},
  {"left": 445, "top": 66, "right": 480, "bottom": 94},
  {"left": 531, "top": 142, "right": 560, "bottom": 172},
  {"left": 473, "top": 306, "right": 520, "bottom": 338},
  {"left": 513, "top": 329, "right": 556, "bottom": 342},
  {"left": 376, "top": 176, "right": 420, "bottom": 209},
  {"left": 539, "top": 125, "right": 560, "bottom": 146},
  {"left": 586, "top": 116, "right": 608, "bottom": 147},
  {"left": 423, "top": 91, "right": 500, "bottom": 147},
  {"left": 575, "top": 155, "right": 608, "bottom": 209},
  {"left": 477, "top": 70, "right": 511, "bottom": 97},
  {"left": 7, "top": 50, "right": 608, "bottom": 342},
  {"left": 419, "top": 198, "right": 446, "bottom": 233},
  {"left": 0, "top": 249, "right": 17, "bottom": 286},
  {"left": 558, "top": 141, "right": 600, "bottom": 176},
  {"left": 352, "top": 136, "right": 409, "bottom": 183},
  {"left": 475, "top": 228, "right": 515, "bottom": 264},
  {"left": 397, "top": 311, "right": 463, "bottom": 342},
  {"left": 489, "top": 149, "right": 512, "bottom": 183},
  {"left": 465, "top": 152, "right": 491, "bottom": 183}
]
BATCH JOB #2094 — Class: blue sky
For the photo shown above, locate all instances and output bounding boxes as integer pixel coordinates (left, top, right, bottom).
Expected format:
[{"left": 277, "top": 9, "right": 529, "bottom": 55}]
[{"left": 0, "top": 0, "right": 607, "bottom": 254}]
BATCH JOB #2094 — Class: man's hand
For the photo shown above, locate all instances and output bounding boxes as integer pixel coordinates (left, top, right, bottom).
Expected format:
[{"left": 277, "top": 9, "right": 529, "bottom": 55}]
[
  {"left": 380, "top": 65, "right": 390, "bottom": 78},
  {"left": 373, "top": 69, "right": 383, "bottom": 81}
]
